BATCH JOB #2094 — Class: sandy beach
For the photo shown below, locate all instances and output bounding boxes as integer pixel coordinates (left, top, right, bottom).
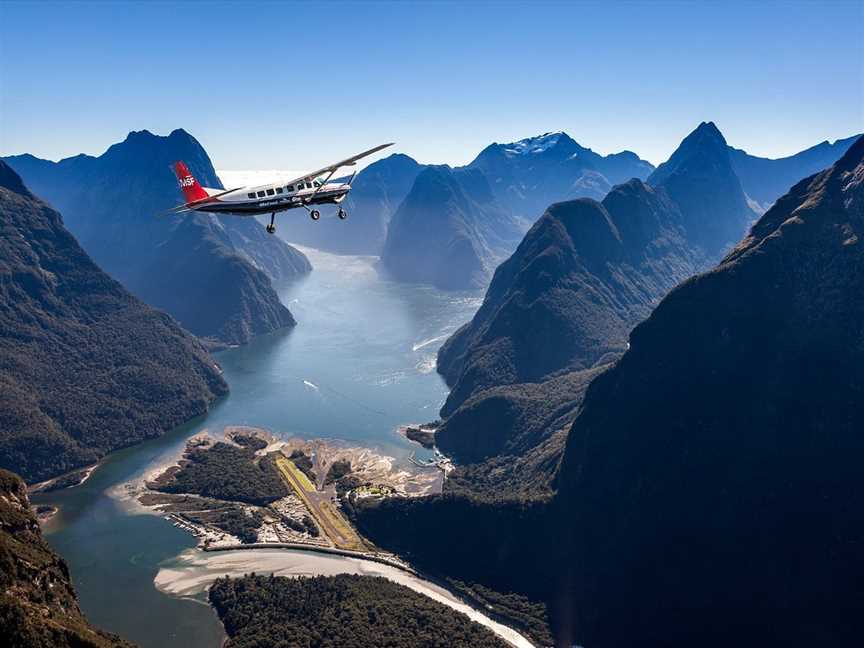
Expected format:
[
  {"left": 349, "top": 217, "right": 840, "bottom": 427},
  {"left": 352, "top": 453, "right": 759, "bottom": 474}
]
[{"left": 155, "top": 548, "right": 534, "bottom": 648}]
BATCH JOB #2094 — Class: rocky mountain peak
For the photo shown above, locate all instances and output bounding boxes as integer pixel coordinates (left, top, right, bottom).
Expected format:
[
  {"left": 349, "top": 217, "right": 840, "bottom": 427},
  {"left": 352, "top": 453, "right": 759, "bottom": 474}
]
[{"left": 0, "top": 160, "right": 32, "bottom": 197}]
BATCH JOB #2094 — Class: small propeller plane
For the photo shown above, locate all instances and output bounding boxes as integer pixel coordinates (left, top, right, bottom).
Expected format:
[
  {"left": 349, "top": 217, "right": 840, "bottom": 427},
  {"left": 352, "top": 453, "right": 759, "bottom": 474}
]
[{"left": 167, "top": 143, "right": 393, "bottom": 233}]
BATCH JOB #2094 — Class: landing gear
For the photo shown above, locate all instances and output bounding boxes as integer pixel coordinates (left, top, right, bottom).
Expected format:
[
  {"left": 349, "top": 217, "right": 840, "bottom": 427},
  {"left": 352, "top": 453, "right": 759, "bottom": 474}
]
[
  {"left": 310, "top": 210, "right": 321, "bottom": 221},
  {"left": 266, "top": 212, "right": 276, "bottom": 234},
  {"left": 337, "top": 208, "right": 348, "bottom": 220}
]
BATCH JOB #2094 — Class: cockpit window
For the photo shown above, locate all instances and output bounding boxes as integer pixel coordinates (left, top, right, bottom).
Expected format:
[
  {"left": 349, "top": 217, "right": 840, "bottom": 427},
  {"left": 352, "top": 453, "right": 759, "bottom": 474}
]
[
  {"left": 247, "top": 193, "right": 255, "bottom": 199},
  {"left": 313, "top": 179, "right": 322, "bottom": 188},
  {"left": 276, "top": 187, "right": 283, "bottom": 194},
  {"left": 287, "top": 185, "right": 294, "bottom": 192},
  {"left": 306, "top": 182, "right": 313, "bottom": 189}
]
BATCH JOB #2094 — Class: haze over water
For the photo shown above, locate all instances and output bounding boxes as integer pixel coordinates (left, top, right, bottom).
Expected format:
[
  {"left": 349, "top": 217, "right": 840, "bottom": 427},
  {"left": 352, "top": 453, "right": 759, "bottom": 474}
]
[{"left": 33, "top": 246, "right": 483, "bottom": 648}]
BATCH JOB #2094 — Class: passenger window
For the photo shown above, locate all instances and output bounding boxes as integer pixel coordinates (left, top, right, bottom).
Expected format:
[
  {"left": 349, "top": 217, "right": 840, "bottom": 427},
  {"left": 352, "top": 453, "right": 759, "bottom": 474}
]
[
  {"left": 247, "top": 193, "right": 255, "bottom": 199},
  {"left": 266, "top": 189, "right": 275, "bottom": 196},
  {"left": 257, "top": 191, "right": 265, "bottom": 198},
  {"left": 276, "top": 187, "right": 283, "bottom": 194},
  {"left": 306, "top": 182, "right": 313, "bottom": 189},
  {"left": 287, "top": 185, "right": 294, "bottom": 192}
]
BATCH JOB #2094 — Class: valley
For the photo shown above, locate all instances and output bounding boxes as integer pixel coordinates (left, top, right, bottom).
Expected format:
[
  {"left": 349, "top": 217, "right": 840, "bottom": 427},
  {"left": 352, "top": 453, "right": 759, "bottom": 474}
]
[
  {"left": 3, "top": 3, "right": 861, "bottom": 646},
  {"left": 15, "top": 127, "right": 863, "bottom": 648},
  {"left": 29, "top": 246, "right": 502, "bottom": 648}
]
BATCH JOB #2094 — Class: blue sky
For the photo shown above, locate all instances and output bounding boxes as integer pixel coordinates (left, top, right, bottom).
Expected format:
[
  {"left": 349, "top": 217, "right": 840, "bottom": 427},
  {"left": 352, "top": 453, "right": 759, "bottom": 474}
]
[{"left": 1, "top": 0, "right": 861, "bottom": 170}]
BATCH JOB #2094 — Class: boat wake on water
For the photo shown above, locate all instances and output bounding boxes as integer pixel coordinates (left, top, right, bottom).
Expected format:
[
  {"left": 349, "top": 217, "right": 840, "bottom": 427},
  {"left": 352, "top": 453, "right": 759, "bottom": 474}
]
[{"left": 412, "top": 334, "right": 449, "bottom": 352}]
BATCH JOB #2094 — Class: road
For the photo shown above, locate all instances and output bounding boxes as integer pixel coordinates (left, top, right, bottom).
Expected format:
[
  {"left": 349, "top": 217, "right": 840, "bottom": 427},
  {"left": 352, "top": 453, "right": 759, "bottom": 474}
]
[{"left": 274, "top": 456, "right": 365, "bottom": 551}]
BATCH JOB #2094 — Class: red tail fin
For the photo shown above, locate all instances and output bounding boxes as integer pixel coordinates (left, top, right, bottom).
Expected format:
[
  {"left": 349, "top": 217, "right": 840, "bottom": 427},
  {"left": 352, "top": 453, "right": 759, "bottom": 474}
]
[{"left": 172, "top": 161, "right": 209, "bottom": 204}]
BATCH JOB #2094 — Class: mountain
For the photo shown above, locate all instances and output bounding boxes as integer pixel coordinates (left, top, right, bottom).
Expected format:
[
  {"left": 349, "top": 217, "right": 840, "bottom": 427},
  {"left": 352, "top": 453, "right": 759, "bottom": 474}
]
[
  {"left": 4, "top": 129, "right": 310, "bottom": 346},
  {"left": 380, "top": 166, "right": 524, "bottom": 290},
  {"left": 0, "top": 161, "right": 227, "bottom": 483},
  {"left": 728, "top": 133, "right": 861, "bottom": 210},
  {"left": 0, "top": 469, "right": 132, "bottom": 646},
  {"left": 467, "top": 131, "right": 655, "bottom": 220},
  {"left": 648, "top": 121, "right": 757, "bottom": 257},
  {"left": 436, "top": 180, "right": 706, "bottom": 421},
  {"left": 358, "top": 136, "right": 864, "bottom": 648},
  {"left": 281, "top": 134, "right": 652, "bottom": 259},
  {"left": 280, "top": 153, "right": 425, "bottom": 255},
  {"left": 555, "top": 135, "right": 864, "bottom": 648},
  {"left": 438, "top": 121, "right": 757, "bottom": 425}
]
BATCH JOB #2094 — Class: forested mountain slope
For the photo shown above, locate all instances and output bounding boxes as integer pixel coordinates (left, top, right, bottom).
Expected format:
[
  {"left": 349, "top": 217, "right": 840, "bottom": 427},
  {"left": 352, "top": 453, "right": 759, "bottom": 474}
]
[
  {"left": 358, "top": 136, "right": 864, "bottom": 648},
  {"left": 5, "top": 129, "right": 309, "bottom": 346},
  {"left": 0, "top": 469, "right": 133, "bottom": 647},
  {"left": 0, "top": 161, "right": 226, "bottom": 483}
]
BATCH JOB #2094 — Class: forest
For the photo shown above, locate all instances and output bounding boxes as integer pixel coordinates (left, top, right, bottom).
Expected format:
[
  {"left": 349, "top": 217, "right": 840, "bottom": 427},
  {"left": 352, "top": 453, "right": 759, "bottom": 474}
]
[
  {"left": 352, "top": 493, "right": 554, "bottom": 645},
  {"left": 155, "top": 443, "right": 287, "bottom": 505},
  {"left": 209, "top": 573, "right": 507, "bottom": 648}
]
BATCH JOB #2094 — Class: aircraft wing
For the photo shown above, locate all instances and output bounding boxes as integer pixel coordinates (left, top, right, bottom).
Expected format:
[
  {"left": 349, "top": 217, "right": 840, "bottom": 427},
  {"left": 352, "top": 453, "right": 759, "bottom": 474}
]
[{"left": 283, "top": 142, "right": 394, "bottom": 187}]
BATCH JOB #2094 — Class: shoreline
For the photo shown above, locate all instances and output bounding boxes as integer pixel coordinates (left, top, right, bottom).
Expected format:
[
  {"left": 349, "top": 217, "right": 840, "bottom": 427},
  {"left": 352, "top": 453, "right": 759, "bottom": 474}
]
[
  {"left": 29, "top": 461, "right": 100, "bottom": 495},
  {"left": 202, "top": 541, "right": 415, "bottom": 573},
  {"left": 202, "top": 541, "right": 541, "bottom": 647},
  {"left": 130, "top": 425, "right": 443, "bottom": 550},
  {"left": 155, "top": 547, "right": 536, "bottom": 648}
]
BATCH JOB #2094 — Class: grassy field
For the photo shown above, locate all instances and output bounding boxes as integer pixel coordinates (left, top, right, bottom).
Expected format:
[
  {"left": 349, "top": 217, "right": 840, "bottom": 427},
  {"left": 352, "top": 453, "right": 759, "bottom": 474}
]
[
  {"left": 274, "top": 455, "right": 365, "bottom": 551},
  {"left": 321, "top": 500, "right": 363, "bottom": 549},
  {"left": 277, "top": 456, "right": 315, "bottom": 492}
]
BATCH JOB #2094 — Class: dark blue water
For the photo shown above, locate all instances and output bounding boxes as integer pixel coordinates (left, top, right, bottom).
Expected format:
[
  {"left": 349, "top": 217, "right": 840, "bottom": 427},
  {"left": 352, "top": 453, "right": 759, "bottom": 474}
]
[{"left": 33, "top": 247, "right": 481, "bottom": 648}]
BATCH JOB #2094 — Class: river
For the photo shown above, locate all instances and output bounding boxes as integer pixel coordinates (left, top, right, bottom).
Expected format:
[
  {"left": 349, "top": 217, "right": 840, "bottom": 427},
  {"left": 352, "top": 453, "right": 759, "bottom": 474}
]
[{"left": 33, "top": 247, "right": 509, "bottom": 647}]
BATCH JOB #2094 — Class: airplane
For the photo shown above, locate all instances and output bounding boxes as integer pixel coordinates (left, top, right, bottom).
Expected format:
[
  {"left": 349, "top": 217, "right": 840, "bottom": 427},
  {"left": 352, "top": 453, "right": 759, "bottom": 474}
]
[{"left": 166, "top": 143, "right": 393, "bottom": 234}]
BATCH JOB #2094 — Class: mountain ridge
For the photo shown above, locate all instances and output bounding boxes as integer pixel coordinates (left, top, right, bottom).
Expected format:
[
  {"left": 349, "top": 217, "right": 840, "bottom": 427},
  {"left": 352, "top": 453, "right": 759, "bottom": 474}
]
[
  {"left": 554, "top": 134, "right": 864, "bottom": 648},
  {"left": 4, "top": 129, "right": 309, "bottom": 346},
  {"left": 380, "top": 166, "right": 524, "bottom": 289},
  {"left": 0, "top": 160, "right": 227, "bottom": 483},
  {"left": 357, "top": 135, "right": 864, "bottom": 648},
  {"left": 437, "top": 121, "right": 753, "bottom": 428}
]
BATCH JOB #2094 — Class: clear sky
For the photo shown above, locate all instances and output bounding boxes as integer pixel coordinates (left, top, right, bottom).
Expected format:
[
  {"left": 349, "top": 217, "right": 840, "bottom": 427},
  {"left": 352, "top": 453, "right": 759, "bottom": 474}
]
[{"left": 1, "top": 0, "right": 861, "bottom": 170}]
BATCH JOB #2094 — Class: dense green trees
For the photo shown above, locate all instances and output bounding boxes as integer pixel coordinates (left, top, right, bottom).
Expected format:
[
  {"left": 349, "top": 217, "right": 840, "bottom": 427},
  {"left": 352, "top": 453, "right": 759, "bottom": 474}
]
[
  {"left": 0, "top": 469, "right": 132, "bottom": 647},
  {"left": 0, "top": 161, "right": 227, "bottom": 484},
  {"left": 209, "top": 574, "right": 507, "bottom": 648},
  {"left": 288, "top": 449, "right": 317, "bottom": 483},
  {"left": 156, "top": 443, "right": 287, "bottom": 505},
  {"left": 211, "top": 508, "right": 264, "bottom": 544},
  {"left": 353, "top": 493, "right": 553, "bottom": 645},
  {"left": 232, "top": 435, "right": 268, "bottom": 451},
  {"left": 324, "top": 459, "right": 351, "bottom": 484}
]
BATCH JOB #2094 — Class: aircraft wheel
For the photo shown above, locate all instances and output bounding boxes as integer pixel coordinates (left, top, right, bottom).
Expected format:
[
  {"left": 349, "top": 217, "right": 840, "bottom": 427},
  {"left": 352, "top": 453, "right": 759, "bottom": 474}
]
[
  {"left": 338, "top": 209, "right": 348, "bottom": 220},
  {"left": 310, "top": 210, "right": 321, "bottom": 221},
  {"left": 266, "top": 224, "right": 276, "bottom": 234}
]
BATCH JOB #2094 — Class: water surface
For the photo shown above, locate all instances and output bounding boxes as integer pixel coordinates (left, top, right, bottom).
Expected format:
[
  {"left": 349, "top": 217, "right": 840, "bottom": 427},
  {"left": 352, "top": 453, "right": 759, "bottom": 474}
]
[{"left": 34, "top": 247, "right": 482, "bottom": 647}]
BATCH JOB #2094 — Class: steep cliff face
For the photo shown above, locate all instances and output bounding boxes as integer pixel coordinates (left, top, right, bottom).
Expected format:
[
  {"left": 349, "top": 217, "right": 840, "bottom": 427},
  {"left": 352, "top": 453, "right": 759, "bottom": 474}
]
[
  {"left": 380, "top": 166, "right": 524, "bottom": 290},
  {"left": 358, "top": 137, "right": 864, "bottom": 648},
  {"left": 648, "top": 121, "right": 757, "bottom": 257},
  {"left": 281, "top": 154, "right": 424, "bottom": 255},
  {"left": 556, "top": 136, "right": 864, "bottom": 648},
  {"left": 0, "top": 469, "right": 133, "bottom": 647},
  {"left": 440, "top": 123, "right": 757, "bottom": 415},
  {"left": 435, "top": 123, "right": 762, "bottom": 472},
  {"left": 436, "top": 180, "right": 703, "bottom": 419},
  {"left": 0, "top": 161, "right": 227, "bottom": 483},
  {"left": 5, "top": 129, "right": 309, "bottom": 346}
]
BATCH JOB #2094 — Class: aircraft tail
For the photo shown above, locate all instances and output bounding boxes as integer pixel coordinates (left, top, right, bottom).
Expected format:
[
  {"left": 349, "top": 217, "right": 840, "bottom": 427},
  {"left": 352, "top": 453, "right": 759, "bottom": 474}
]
[{"left": 172, "top": 161, "right": 209, "bottom": 204}]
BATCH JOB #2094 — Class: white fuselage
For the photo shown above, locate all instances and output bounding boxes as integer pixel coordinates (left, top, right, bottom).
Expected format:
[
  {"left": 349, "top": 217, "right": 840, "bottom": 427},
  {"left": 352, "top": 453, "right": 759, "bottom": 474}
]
[{"left": 196, "top": 177, "right": 350, "bottom": 216}]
